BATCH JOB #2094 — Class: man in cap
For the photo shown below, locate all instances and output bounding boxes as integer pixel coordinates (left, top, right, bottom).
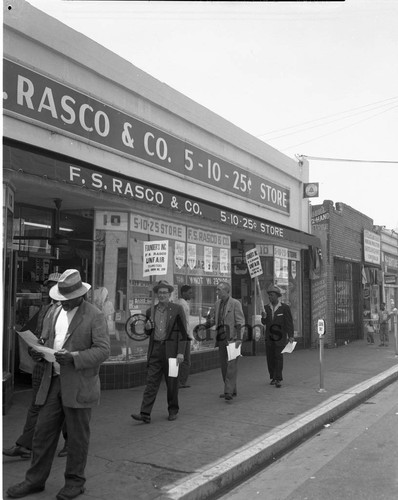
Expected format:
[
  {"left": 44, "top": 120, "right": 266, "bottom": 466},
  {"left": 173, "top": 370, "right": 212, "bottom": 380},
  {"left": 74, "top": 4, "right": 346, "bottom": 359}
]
[
  {"left": 261, "top": 284, "right": 294, "bottom": 388},
  {"left": 3, "top": 272, "right": 68, "bottom": 461},
  {"left": 7, "top": 269, "right": 110, "bottom": 500},
  {"left": 131, "top": 280, "right": 188, "bottom": 423}
]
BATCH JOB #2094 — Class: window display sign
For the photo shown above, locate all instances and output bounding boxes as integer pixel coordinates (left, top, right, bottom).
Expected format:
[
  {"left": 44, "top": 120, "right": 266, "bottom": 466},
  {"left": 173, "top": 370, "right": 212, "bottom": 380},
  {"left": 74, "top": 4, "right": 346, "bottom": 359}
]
[
  {"left": 131, "top": 214, "right": 185, "bottom": 240},
  {"left": 143, "top": 240, "right": 168, "bottom": 276}
]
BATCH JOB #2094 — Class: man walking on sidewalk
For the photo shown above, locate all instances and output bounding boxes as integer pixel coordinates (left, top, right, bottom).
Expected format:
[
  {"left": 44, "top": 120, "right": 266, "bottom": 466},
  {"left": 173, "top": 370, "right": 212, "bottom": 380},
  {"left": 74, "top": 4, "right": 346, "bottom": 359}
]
[
  {"left": 261, "top": 284, "right": 294, "bottom": 388},
  {"left": 131, "top": 280, "right": 188, "bottom": 423},
  {"left": 378, "top": 302, "right": 391, "bottom": 347},
  {"left": 198, "top": 281, "right": 245, "bottom": 401}
]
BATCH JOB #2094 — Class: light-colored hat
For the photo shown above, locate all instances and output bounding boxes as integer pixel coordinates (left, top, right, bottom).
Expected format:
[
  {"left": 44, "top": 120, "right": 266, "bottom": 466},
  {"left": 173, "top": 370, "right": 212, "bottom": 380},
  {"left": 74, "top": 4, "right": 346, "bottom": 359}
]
[
  {"left": 49, "top": 269, "right": 91, "bottom": 301},
  {"left": 267, "top": 284, "right": 282, "bottom": 296},
  {"left": 44, "top": 272, "right": 62, "bottom": 285},
  {"left": 153, "top": 280, "right": 174, "bottom": 293}
]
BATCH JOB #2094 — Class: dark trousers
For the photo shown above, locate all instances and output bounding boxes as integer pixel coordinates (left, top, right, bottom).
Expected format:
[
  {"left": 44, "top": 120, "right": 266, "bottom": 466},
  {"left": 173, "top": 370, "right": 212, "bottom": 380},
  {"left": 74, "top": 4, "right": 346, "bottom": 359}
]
[
  {"left": 266, "top": 342, "right": 284, "bottom": 381},
  {"left": 218, "top": 345, "right": 238, "bottom": 396},
  {"left": 25, "top": 376, "right": 91, "bottom": 489},
  {"left": 380, "top": 323, "right": 389, "bottom": 345},
  {"left": 178, "top": 340, "right": 191, "bottom": 386},
  {"left": 140, "top": 342, "right": 179, "bottom": 416},
  {"left": 17, "top": 364, "right": 67, "bottom": 450}
]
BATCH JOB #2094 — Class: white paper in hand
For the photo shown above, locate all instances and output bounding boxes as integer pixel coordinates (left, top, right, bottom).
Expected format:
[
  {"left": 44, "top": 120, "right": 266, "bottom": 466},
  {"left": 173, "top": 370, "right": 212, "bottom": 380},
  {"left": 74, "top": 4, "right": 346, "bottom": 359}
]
[
  {"left": 227, "top": 342, "right": 241, "bottom": 361},
  {"left": 168, "top": 358, "right": 179, "bottom": 377},
  {"left": 281, "top": 341, "right": 297, "bottom": 354},
  {"left": 17, "top": 330, "right": 57, "bottom": 362}
]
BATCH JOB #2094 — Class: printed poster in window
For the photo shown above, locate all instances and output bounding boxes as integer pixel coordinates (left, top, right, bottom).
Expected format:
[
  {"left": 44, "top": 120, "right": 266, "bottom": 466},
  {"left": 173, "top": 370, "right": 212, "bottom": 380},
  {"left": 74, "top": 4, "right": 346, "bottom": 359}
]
[
  {"left": 204, "top": 246, "right": 213, "bottom": 273},
  {"left": 174, "top": 241, "right": 185, "bottom": 270},
  {"left": 187, "top": 243, "right": 196, "bottom": 270},
  {"left": 274, "top": 257, "right": 289, "bottom": 286},
  {"left": 220, "top": 248, "right": 229, "bottom": 274}
]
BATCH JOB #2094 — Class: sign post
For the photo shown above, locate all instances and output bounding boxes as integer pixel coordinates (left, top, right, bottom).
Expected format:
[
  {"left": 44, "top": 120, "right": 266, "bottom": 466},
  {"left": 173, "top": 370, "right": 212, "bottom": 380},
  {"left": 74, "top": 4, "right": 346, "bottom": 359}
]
[
  {"left": 317, "top": 319, "right": 327, "bottom": 393},
  {"left": 246, "top": 248, "right": 264, "bottom": 347}
]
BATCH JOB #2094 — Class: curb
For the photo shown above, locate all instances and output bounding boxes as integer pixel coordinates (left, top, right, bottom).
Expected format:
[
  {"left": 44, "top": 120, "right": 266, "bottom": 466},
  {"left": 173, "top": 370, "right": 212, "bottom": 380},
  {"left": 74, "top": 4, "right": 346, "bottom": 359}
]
[{"left": 160, "top": 365, "right": 398, "bottom": 500}]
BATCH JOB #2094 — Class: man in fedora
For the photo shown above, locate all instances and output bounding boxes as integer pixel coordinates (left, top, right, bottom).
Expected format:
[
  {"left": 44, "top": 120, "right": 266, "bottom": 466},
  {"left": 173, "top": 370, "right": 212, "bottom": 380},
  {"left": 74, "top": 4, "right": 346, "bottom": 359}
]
[
  {"left": 131, "top": 280, "right": 188, "bottom": 423},
  {"left": 7, "top": 269, "right": 110, "bottom": 500},
  {"left": 197, "top": 281, "right": 245, "bottom": 401},
  {"left": 261, "top": 284, "right": 294, "bottom": 388}
]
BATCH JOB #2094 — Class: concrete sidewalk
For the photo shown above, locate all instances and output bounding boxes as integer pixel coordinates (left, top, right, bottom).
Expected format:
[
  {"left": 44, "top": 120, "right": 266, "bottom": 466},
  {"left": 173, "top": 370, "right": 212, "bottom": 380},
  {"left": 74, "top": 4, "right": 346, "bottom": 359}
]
[{"left": 3, "top": 340, "right": 398, "bottom": 500}]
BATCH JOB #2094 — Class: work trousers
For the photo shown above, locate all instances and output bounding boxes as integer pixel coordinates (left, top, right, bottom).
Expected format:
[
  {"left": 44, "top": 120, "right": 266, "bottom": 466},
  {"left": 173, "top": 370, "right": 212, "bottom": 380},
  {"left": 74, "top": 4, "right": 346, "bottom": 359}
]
[
  {"left": 140, "top": 342, "right": 179, "bottom": 416},
  {"left": 266, "top": 342, "right": 284, "bottom": 381},
  {"left": 379, "top": 323, "right": 389, "bottom": 345},
  {"left": 25, "top": 376, "right": 91, "bottom": 489},
  {"left": 218, "top": 345, "right": 238, "bottom": 396}
]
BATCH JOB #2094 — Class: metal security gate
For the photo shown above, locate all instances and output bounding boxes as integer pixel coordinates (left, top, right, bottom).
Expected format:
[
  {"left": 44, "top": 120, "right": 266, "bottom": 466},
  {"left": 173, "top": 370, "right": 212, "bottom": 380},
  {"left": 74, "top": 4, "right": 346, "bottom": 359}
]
[{"left": 334, "top": 259, "right": 362, "bottom": 345}]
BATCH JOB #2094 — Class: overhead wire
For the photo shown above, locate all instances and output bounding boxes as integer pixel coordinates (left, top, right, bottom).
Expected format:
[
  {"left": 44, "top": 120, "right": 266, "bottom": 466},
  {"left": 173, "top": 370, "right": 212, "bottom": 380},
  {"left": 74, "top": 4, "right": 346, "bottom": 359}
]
[
  {"left": 280, "top": 103, "right": 398, "bottom": 151},
  {"left": 256, "top": 95, "right": 398, "bottom": 139}
]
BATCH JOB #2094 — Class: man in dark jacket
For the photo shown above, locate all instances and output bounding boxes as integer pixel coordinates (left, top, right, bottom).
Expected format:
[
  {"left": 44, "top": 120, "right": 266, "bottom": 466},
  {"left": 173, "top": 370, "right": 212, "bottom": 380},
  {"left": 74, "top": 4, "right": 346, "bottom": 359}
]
[
  {"left": 131, "top": 280, "right": 188, "bottom": 424},
  {"left": 261, "top": 284, "right": 294, "bottom": 388}
]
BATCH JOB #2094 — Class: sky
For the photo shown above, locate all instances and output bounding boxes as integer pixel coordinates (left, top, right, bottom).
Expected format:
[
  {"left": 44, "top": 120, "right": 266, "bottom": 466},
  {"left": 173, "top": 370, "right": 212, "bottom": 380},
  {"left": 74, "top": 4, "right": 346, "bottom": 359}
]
[{"left": 24, "top": 0, "right": 398, "bottom": 229}]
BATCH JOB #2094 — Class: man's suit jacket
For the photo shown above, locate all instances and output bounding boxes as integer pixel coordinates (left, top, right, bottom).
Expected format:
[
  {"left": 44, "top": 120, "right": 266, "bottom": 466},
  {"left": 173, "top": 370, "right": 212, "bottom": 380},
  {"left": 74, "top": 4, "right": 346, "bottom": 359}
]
[
  {"left": 36, "top": 301, "right": 110, "bottom": 408},
  {"left": 261, "top": 302, "right": 294, "bottom": 347},
  {"left": 145, "top": 302, "right": 188, "bottom": 363},
  {"left": 208, "top": 297, "right": 245, "bottom": 347}
]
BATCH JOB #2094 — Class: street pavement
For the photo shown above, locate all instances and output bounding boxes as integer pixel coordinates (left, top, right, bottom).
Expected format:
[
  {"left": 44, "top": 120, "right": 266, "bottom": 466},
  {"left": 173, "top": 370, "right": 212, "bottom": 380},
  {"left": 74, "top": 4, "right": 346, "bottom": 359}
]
[{"left": 2, "top": 339, "right": 398, "bottom": 500}]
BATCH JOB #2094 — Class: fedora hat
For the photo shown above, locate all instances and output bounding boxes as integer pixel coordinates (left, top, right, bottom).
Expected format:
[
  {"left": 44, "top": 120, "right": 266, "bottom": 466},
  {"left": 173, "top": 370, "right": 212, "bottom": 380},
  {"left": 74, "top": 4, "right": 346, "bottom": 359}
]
[
  {"left": 50, "top": 269, "right": 91, "bottom": 301},
  {"left": 153, "top": 280, "right": 174, "bottom": 293},
  {"left": 267, "top": 284, "right": 282, "bottom": 296},
  {"left": 44, "top": 272, "right": 62, "bottom": 285}
]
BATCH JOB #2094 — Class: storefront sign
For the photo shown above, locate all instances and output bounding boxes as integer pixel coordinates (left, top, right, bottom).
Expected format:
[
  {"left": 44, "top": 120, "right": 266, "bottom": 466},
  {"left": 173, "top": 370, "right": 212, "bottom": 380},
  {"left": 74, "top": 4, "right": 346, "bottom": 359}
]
[
  {"left": 4, "top": 144, "right": 319, "bottom": 247},
  {"left": 384, "top": 253, "right": 398, "bottom": 271},
  {"left": 4, "top": 59, "right": 290, "bottom": 214},
  {"left": 364, "top": 230, "right": 381, "bottom": 265},
  {"left": 384, "top": 275, "right": 397, "bottom": 285},
  {"left": 143, "top": 240, "right": 168, "bottom": 276}
]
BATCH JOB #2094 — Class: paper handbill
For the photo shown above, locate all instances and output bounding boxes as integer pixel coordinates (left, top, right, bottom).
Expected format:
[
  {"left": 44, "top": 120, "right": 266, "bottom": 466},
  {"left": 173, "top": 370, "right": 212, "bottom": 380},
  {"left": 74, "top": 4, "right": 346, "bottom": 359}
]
[
  {"left": 227, "top": 342, "right": 241, "bottom": 361},
  {"left": 168, "top": 357, "right": 179, "bottom": 377},
  {"left": 17, "top": 330, "right": 57, "bottom": 363},
  {"left": 281, "top": 341, "right": 297, "bottom": 354}
]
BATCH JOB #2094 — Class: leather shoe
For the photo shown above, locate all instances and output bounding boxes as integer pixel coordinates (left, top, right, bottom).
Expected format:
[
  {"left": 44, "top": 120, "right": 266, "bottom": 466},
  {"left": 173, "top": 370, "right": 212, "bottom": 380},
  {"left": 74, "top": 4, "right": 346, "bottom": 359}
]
[
  {"left": 131, "top": 413, "right": 151, "bottom": 424},
  {"left": 275, "top": 381, "right": 282, "bottom": 388},
  {"left": 58, "top": 445, "right": 68, "bottom": 457},
  {"left": 270, "top": 379, "right": 276, "bottom": 385},
  {"left": 168, "top": 414, "right": 178, "bottom": 421},
  {"left": 56, "top": 485, "right": 85, "bottom": 500},
  {"left": 224, "top": 394, "right": 233, "bottom": 401},
  {"left": 3, "top": 445, "right": 31, "bottom": 459},
  {"left": 6, "top": 481, "right": 45, "bottom": 498},
  {"left": 220, "top": 392, "right": 237, "bottom": 398}
]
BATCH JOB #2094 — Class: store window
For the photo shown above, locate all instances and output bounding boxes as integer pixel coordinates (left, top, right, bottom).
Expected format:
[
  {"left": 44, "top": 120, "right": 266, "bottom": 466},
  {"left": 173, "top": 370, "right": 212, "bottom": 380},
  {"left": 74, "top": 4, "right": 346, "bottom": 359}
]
[
  {"left": 334, "top": 260, "right": 354, "bottom": 324},
  {"left": 95, "top": 211, "right": 231, "bottom": 363}
]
